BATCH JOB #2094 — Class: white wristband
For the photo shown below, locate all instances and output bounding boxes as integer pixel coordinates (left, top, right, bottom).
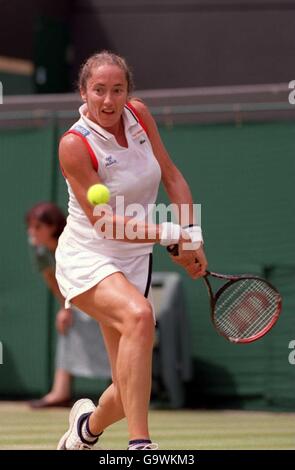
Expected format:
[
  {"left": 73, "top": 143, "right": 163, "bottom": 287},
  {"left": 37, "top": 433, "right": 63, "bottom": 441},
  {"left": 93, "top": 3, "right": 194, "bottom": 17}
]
[
  {"left": 182, "top": 225, "right": 203, "bottom": 250},
  {"left": 160, "top": 222, "right": 181, "bottom": 246}
]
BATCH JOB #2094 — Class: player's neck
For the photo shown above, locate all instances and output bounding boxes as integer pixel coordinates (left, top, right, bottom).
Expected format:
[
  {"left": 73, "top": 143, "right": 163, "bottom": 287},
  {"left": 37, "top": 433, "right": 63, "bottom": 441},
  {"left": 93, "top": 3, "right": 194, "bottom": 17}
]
[{"left": 108, "top": 117, "right": 128, "bottom": 148}]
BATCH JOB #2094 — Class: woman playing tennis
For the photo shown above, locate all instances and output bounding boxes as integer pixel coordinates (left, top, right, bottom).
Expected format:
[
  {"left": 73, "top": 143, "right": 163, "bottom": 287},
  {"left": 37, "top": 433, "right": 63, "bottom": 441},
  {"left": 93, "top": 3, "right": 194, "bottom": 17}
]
[{"left": 56, "top": 51, "right": 207, "bottom": 450}]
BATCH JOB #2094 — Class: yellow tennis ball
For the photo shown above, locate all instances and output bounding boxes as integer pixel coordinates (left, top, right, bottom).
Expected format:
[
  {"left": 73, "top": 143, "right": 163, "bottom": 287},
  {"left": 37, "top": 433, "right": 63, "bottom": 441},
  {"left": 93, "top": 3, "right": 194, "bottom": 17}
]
[{"left": 87, "top": 184, "right": 110, "bottom": 205}]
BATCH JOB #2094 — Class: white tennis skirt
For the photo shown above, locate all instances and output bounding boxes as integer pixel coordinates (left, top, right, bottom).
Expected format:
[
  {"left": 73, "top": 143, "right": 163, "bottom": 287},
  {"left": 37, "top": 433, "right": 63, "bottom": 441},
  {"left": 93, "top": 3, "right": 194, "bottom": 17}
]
[{"left": 55, "top": 237, "right": 154, "bottom": 311}]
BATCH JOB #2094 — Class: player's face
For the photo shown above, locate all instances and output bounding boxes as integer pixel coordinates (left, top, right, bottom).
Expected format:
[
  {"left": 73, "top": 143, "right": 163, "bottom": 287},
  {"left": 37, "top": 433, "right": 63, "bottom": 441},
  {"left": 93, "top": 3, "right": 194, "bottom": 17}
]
[
  {"left": 81, "top": 64, "right": 128, "bottom": 133},
  {"left": 27, "top": 219, "right": 54, "bottom": 247}
]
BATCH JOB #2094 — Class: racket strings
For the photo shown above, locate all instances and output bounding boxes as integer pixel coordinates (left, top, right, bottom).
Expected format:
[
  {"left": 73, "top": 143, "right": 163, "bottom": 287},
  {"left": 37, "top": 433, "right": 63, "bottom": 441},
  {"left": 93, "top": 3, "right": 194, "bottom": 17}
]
[
  {"left": 214, "top": 279, "right": 279, "bottom": 340},
  {"left": 217, "top": 286, "right": 277, "bottom": 338},
  {"left": 216, "top": 282, "right": 277, "bottom": 338}
]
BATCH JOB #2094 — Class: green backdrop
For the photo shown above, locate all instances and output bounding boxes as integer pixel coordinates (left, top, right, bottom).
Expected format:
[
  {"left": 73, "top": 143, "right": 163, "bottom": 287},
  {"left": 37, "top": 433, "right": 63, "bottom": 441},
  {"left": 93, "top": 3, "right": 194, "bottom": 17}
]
[{"left": 0, "top": 117, "right": 294, "bottom": 409}]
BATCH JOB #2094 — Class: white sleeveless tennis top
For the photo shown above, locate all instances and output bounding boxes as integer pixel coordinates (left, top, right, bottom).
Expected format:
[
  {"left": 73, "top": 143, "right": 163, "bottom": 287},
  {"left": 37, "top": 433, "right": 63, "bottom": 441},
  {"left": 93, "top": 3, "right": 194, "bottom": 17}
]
[{"left": 59, "top": 103, "right": 162, "bottom": 258}]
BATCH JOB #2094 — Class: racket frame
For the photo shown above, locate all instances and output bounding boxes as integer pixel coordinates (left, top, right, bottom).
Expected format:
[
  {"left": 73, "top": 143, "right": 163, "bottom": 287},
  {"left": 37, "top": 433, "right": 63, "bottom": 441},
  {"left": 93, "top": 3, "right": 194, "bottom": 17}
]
[
  {"left": 204, "top": 272, "right": 282, "bottom": 343},
  {"left": 167, "top": 244, "right": 282, "bottom": 343}
]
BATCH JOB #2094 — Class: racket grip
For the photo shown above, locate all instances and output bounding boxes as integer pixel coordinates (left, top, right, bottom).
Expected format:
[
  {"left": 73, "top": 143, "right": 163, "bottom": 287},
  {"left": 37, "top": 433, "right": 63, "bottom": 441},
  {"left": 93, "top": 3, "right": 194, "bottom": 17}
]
[
  {"left": 167, "top": 244, "right": 210, "bottom": 278},
  {"left": 167, "top": 244, "right": 179, "bottom": 256}
]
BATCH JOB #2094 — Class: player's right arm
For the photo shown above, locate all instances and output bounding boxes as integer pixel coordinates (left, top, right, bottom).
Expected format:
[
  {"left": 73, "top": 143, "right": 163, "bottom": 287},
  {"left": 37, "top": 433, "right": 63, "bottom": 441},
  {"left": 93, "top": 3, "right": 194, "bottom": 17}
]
[{"left": 59, "top": 134, "right": 104, "bottom": 225}]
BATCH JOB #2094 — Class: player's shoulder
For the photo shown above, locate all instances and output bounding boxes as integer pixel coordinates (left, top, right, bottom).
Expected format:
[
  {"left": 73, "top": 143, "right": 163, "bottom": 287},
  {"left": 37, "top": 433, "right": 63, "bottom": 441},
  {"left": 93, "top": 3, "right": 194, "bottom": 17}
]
[
  {"left": 59, "top": 132, "right": 89, "bottom": 156},
  {"left": 128, "top": 98, "right": 151, "bottom": 120},
  {"left": 60, "top": 131, "right": 84, "bottom": 148},
  {"left": 128, "top": 97, "right": 155, "bottom": 133},
  {"left": 59, "top": 132, "right": 93, "bottom": 171}
]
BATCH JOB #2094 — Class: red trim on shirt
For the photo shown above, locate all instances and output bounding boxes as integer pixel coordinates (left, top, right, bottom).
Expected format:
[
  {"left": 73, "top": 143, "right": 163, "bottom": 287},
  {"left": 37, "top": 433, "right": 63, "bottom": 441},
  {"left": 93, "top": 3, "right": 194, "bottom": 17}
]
[
  {"left": 61, "top": 130, "right": 98, "bottom": 173},
  {"left": 126, "top": 102, "right": 149, "bottom": 135}
]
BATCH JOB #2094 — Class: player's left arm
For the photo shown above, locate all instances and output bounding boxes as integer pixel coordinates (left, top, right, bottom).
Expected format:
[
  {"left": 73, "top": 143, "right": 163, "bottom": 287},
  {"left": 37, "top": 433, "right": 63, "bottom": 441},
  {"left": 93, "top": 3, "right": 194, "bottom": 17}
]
[
  {"left": 130, "top": 99, "right": 208, "bottom": 275},
  {"left": 130, "top": 99, "right": 195, "bottom": 226}
]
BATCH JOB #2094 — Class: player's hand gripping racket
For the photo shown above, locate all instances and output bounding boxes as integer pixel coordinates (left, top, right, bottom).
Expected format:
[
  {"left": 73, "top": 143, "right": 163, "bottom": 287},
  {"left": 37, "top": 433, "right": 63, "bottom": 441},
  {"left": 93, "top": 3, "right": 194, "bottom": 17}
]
[{"left": 167, "top": 245, "right": 282, "bottom": 343}]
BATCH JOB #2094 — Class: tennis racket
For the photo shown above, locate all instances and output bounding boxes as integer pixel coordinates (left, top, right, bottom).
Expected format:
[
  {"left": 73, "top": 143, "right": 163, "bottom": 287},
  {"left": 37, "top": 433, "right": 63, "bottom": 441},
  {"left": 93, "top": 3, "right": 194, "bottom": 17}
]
[{"left": 167, "top": 245, "right": 282, "bottom": 343}]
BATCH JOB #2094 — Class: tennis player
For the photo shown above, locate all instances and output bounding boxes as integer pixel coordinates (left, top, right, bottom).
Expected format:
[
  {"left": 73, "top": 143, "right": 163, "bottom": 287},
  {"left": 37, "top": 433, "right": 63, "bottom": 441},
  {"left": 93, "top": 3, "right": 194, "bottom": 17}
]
[{"left": 56, "top": 51, "right": 207, "bottom": 450}]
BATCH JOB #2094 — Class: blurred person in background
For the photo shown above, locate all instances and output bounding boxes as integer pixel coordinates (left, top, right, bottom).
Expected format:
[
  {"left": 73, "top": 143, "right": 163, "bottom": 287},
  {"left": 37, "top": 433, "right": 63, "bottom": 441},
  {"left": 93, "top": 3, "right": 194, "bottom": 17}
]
[{"left": 25, "top": 202, "right": 110, "bottom": 408}]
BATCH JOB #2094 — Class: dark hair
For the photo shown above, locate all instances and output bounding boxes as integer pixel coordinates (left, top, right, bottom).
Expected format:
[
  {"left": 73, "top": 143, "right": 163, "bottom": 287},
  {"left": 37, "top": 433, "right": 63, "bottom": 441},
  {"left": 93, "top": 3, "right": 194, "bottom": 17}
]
[
  {"left": 78, "top": 50, "right": 134, "bottom": 94},
  {"left": 25, "top": 202, "right": 66, "bottom": 240}
]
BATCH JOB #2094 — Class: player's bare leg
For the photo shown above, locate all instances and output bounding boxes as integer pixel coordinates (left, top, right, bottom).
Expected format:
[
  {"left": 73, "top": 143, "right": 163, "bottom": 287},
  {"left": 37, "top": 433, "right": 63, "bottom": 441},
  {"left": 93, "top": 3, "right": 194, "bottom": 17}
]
[
  {"left": 72, "top": 273, "right": 155, "bottom": 441},
  {"left": 89, "top": 383, "right": 124, "bottom": 433},
  {"left": 88, "top": 326, "right": 125, "bottom": 433}
]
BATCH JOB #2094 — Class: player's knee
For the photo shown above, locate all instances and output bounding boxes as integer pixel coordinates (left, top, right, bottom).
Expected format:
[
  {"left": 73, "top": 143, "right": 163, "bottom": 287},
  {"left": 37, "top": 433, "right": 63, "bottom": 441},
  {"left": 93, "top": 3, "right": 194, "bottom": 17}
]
[{"left": 125, "top": 302, "right": 154, "bottom": 342}]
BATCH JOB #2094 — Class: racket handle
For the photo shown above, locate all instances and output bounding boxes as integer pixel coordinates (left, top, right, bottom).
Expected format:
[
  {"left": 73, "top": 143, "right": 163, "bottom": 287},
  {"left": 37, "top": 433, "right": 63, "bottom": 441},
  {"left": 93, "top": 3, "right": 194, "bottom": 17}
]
[{"left": 167, "top": 244, "right": 210, "bottom": 277}]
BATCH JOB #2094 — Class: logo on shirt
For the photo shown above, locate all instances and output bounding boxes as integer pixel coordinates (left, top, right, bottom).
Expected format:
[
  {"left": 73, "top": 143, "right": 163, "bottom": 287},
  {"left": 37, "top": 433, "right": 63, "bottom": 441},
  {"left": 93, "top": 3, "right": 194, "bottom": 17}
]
[
  {"left": 105, "top": 155, "right": 118, "bottom": 167},
  {"left": 73, "top": 125, "right": 90, "bottom": 137},
  {"left": 131, "top": 128, "right": 145, "bottom": 139}
]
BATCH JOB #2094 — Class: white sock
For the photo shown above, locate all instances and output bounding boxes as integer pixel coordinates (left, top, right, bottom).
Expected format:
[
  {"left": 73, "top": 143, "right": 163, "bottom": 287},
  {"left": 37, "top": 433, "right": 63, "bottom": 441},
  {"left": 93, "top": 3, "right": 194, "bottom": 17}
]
[{"left": 81, "top": 415, "right": 100, "bottom": 443}]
